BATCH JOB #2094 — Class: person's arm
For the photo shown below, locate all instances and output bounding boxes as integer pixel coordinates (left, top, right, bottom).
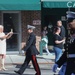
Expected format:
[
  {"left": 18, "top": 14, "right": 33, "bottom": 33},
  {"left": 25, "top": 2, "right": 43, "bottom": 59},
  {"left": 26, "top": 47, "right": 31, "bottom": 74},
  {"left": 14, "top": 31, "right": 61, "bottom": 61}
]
[
  {"left": 0, "top": 32, "right": 13, "bottom": 39},
  {"left": 55, "top": 39, "right": 65, "bottom": 44},
  {"left": 54, "top": 34, "right": 65, "bottom": 44},
  {"left": 6, "top": 32, "right": 13, "bottom": 39},
  {"left": 24, "top": 34, "right": 35, "bottom": 51},
  {"left": 41, "top": 36, "right": 48, "bottom": 44}
]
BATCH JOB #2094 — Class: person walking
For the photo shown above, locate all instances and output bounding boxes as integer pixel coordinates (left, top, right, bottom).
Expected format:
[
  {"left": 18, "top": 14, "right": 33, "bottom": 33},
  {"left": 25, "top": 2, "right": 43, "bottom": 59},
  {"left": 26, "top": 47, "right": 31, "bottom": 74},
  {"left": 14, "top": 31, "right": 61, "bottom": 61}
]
[
  {"left": 56, "top": 20, "right": 66, "bottom": 74},
  {"left": 41, "top": 35, "right": 51, "bottom": 55},
  {"left": 0, "top": 25, "right": 13, "bottom": 71},
  {"left": 14, "top": 25, "right": 41, "bottom": 75},
  {"left": 53, "top": 26, "right": 65, "bottom": 62},
  {"left": 41, "top": 26, "right": 51, "bottom": 55}
]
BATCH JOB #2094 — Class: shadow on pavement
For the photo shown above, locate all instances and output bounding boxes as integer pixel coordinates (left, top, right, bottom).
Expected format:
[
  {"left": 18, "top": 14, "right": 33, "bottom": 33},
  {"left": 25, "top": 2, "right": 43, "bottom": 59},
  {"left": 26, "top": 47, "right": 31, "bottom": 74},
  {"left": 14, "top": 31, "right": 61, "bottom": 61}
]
[
  {"left": 0, "top": 72, "right": 35, "bottom": 75},
  {"left": 15, "top": 64, "right": 31, "bottom": 68}
]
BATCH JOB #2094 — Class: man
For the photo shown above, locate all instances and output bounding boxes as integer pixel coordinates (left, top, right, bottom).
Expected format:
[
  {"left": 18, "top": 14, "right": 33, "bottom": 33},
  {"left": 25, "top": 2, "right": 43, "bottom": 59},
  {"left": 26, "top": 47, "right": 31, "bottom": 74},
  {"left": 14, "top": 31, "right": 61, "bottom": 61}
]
[
  {"left": 14, "top": 25, "right": 41, "bottom": 75},
  {"left": 57, "top": 20, "right": 66, "bottom": 39},
  {"left": 53, "top": 11, "right": 75, "bottom": 75}
]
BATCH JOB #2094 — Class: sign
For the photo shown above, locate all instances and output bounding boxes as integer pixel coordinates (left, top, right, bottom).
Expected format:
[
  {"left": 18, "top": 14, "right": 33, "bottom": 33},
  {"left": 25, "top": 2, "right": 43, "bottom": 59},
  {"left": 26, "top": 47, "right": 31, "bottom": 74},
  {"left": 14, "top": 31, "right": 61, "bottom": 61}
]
[
  {"left": 67, "top": 1, "right": 75, "bottom": 8},
  {"left": 61, "top": 16, "right": 66, "bottom": 21},
  {"left": 42, "top": 0, "right": 75, "bottom": 8},
  {"left": 33, "top": 20, "right": 41, "bottom": 25}
]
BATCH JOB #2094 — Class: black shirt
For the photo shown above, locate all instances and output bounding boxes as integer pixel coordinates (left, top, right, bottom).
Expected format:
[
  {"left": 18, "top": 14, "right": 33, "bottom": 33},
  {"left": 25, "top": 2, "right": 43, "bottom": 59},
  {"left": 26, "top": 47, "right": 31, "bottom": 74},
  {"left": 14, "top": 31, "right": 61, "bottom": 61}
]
[
  {"left": 53, "top": 34, "right": 63, "bottom": 49},
  {"left": 60, "top": 25, "right": 65, "bottom": 39}
]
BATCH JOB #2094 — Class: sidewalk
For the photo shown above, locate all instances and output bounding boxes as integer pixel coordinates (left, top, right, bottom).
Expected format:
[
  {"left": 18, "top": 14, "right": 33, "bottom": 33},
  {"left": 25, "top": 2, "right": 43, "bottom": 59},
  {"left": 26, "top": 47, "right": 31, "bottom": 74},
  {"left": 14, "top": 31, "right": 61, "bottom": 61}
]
[
  {"left": 1, "top": 53, "right": 56, "bottom": 75},
  {"left": 5, "top": 53, "right": 55, "bottom": 65}
]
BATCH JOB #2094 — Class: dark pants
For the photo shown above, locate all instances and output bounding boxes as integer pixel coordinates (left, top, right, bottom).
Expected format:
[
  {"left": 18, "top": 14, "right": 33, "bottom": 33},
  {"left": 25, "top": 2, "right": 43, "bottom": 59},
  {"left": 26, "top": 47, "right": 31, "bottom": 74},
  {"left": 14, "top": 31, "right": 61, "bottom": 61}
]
[{"left": 18, "top": 55, "right": 41, "bottom": 75}]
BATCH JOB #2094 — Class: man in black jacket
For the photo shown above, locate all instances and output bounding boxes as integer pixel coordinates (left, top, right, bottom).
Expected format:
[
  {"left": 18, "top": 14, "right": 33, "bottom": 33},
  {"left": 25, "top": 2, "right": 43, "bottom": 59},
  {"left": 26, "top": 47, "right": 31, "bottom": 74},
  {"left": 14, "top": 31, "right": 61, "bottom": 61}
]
[
  {"left": 14, "top": 25, "right": 41, "bottom": 75},
  {"left": 53, "top": 11, "right": 75, "bottom": 75}
]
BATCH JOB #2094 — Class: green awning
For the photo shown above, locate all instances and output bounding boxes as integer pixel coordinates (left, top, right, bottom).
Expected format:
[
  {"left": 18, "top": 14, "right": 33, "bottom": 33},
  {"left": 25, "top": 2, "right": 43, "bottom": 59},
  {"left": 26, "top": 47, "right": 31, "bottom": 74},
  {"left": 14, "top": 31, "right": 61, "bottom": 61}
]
[
  {"left": 42, "top": 0, "right": 75, "bottom": 8},
  {"left": 0, "top": 0, "right": 41, "bottom": 10}
]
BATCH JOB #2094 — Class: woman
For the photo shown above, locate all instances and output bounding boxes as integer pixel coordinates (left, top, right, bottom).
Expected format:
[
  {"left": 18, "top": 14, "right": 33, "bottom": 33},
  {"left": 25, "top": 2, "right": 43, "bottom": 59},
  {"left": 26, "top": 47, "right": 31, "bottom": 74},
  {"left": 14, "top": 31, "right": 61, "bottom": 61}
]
[
  {"left": 41, "top": 35, "right": 51, "bottom": 55},
  {"left": 0, "top": 25, "right": 13, "bottom": 70},
  {"left": 53, "top": 26, "right": 65, "bottom": 62},
  {"left": 41, "top": 26, "right": 51, "bottom": 55}
]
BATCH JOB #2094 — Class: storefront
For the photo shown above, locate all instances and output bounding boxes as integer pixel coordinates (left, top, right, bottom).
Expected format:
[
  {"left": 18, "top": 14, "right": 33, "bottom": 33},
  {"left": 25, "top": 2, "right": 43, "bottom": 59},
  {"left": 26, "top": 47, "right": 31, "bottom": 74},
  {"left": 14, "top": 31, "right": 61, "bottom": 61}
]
[
  {"left": 41, "top": 0, "right": 75, "bottom": 49},
  {"left": 0, "top": 0, "right": 41, "bottom": 54}
]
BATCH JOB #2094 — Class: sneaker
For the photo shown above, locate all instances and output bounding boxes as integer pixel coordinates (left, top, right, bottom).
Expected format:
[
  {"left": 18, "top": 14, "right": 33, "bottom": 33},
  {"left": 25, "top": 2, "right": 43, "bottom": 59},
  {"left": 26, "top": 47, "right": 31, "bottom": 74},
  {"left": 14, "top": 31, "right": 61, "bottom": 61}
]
[{"left": 57, "top": 68, "right": 61, "bottom": 71}]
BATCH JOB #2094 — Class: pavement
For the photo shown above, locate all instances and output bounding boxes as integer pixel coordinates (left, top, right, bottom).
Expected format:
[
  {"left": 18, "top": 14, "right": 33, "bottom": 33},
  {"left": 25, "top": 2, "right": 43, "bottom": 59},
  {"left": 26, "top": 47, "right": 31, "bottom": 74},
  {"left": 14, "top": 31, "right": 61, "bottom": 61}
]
[{"left": 0, "top": 52, "right": 58, "bottom": 75}]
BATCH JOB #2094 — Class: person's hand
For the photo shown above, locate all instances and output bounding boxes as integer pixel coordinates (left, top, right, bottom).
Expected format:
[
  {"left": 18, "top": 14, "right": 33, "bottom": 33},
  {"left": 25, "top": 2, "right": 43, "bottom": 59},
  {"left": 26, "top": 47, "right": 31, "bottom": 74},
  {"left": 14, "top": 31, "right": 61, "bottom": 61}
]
[
  {"left": 71, "top": 73, "right": 75, "bottom": 75},
  {"left": 63, "top": 38, "right": 65, "bottom": 42},
  {"left": 9, "top": 29, "right": 13, "bottom": 35},
  {"left": 61, "top": 38, "right": 65, "bottom": 44},
  {"left": 9, "top": 31, "right": 13, "bottom": 35},
  {"left": 52, "top": 64, "right": 58, "bottom": 72},
  {"left": 63, "top": 38, "right": 65, "bottom": 44}
]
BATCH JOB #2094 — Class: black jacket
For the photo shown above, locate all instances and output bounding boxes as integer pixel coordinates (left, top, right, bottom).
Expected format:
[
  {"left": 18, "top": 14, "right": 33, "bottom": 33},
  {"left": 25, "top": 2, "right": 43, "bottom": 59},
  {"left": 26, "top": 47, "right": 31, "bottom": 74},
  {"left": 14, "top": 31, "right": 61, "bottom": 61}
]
[
  {"left": 56, "top": 39, "right": 75, "bottom": 75},
  {"left": 24, "top": 32, "right": 39, "bottom": 56}
]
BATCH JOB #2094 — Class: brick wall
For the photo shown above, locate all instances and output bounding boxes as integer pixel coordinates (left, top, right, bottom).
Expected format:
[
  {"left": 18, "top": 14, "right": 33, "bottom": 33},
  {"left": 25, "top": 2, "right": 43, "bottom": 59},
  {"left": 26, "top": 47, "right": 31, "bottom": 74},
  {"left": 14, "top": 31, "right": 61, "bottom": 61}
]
[{"left": 21, "top": 11, "right": 41, "bottom": 51}]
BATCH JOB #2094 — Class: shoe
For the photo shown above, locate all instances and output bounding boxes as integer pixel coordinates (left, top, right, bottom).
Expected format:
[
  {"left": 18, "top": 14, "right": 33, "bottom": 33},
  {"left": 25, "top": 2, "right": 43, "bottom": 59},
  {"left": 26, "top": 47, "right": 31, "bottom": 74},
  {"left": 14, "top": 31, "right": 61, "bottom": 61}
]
[
  {"left": 0, "top": 67, "right": 8, "bottom": 71},
  {"left": 57, "top": 68, "right": 61, "bottom": 71},
  {"left": 14, "top": 70, "right": 22, "bottom": 75},
  {"left": 48, "top": 53, "right": 53, "bottom": 55},
  {"left": 2, "top": 68, "right": 8, "bottom": 71}
]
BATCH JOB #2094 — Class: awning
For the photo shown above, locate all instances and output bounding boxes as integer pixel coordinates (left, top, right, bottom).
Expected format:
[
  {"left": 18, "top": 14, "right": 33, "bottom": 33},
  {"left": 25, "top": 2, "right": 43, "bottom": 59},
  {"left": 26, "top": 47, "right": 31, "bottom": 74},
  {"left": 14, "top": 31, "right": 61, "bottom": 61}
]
[
  {"left": 41, "top": 0, "right": 75, "bottom": 8},
  {"left": 0, "top": 0, "right": 41, "bottom": 10}
]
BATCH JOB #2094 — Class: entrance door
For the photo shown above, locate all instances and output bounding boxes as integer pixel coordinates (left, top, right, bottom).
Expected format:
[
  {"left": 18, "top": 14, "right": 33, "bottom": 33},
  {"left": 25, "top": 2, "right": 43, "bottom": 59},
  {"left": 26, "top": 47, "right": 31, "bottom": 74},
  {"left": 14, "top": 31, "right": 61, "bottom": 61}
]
[{"left": 3, "top": 12, "right": 21, "bottom": 51}]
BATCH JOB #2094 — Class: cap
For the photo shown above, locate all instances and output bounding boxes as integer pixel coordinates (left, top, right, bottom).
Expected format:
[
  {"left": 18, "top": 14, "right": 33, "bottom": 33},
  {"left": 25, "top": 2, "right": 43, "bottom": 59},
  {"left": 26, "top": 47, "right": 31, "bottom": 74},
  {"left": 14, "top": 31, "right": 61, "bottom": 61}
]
[
  {"left": 66, "top": 11, "right": 75, "bottom": 19},
  {"left": 27, "top": 25, "right": 35, "bottom": 30}
]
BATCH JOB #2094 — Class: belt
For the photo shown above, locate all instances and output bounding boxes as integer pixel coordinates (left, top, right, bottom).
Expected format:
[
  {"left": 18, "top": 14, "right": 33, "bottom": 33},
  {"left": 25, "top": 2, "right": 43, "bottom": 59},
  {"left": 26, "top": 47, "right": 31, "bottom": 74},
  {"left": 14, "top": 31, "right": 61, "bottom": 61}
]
[{"left": 68, "top": 54, "right": 75, "bottom": 58}]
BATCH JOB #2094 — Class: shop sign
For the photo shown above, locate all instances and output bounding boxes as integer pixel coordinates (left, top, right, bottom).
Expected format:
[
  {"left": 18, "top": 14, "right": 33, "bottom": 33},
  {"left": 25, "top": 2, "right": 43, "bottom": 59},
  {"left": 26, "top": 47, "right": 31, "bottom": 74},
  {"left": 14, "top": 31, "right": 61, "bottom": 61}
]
[
  {"left": 61, "top": 16, "right": 66, "bottom": 21},
  {"left": 33, "top": 20, "right": 41, "bottom": 25},
  {"left": 67, "top": 1, "right": 75, "bottom": 8}
]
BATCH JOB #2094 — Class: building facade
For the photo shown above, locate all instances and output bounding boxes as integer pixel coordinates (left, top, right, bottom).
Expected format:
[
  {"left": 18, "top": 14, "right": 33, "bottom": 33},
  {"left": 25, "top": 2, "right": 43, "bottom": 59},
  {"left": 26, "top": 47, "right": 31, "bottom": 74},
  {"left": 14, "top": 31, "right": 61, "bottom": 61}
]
[
  {"left": 0, "top": 11, "right": 41, "bottom": 53},
  {"left": 0, "top": 0, "right": 75, "bottom": 53},
  {"left": 0, "top": 0, "right": 41, "bottom": 53}
]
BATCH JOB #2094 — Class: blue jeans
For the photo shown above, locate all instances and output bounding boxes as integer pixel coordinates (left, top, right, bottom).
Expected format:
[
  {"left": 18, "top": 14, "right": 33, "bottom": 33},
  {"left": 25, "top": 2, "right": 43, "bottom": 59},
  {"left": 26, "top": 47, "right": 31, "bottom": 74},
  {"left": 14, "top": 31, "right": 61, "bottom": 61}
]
[
  {"left": 59, "top": 63, "right": 67, "bottom": 75},
  {"left": 53, "top": 47, "right": 62, "bottom": 62}
]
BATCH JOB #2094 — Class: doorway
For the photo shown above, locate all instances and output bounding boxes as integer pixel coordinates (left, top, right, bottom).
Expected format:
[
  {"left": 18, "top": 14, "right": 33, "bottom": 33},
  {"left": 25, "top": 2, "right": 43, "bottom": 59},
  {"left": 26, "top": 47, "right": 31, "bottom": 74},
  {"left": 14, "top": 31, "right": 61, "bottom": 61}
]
[{"left": 2, "top": 11, "right": 21, "bottom": 52}]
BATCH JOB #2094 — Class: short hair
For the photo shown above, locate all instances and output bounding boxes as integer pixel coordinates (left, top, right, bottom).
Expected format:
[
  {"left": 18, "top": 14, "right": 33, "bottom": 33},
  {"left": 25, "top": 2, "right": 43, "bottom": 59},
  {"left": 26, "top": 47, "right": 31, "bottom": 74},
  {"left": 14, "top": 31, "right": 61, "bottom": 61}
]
[
  {"left": 0, "top": 25, "right": 4, "bottom": 29},
  {"left": 57, "top": 20, "right": 62, "bottom": 22}
]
